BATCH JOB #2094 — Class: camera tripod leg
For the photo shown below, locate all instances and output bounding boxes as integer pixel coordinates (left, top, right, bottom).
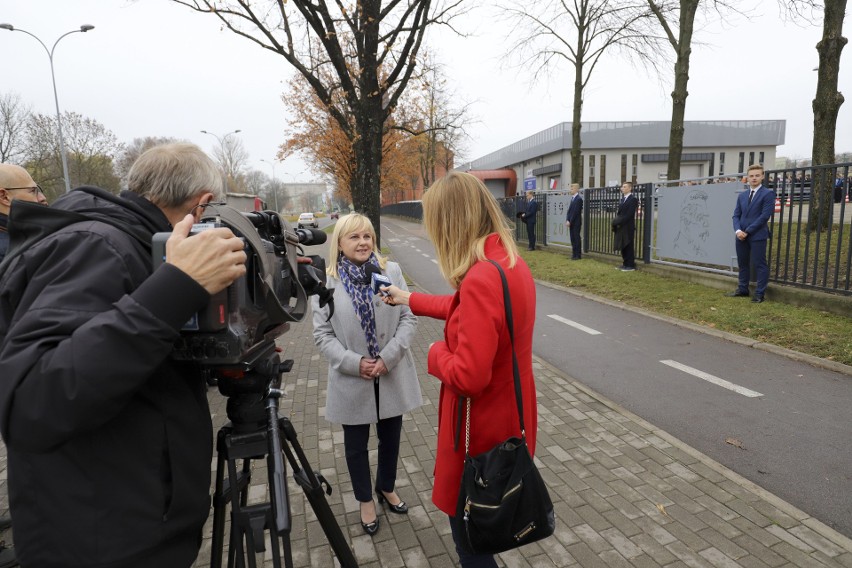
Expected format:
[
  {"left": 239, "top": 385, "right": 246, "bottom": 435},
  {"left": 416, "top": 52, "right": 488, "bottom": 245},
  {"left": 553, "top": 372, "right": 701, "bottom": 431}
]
[
  {"left": 277, "top": 416, "right": 359, "bottom": 568},
  {"left": 210, "top": 417, "right": 357, "bottom": 567}
]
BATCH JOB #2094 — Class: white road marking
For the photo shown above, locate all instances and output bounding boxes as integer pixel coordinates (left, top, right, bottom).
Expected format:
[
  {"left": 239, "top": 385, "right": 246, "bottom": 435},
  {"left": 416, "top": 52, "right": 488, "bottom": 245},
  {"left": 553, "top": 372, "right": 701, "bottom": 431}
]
[
  {"left": 547, "top": 314, "right": 602, "bottom": 335},
  {"left": 430, "top": 259, "right": 438, "bottom": 264},
  {"left": 422, "top": 253, "right": 430, "bottom": 258},
  {"left": 414, "top": 248, "right": 421, "bottom": 252},
  {"left": 660, "top": 360, "right": 764, "bottom": 398}
]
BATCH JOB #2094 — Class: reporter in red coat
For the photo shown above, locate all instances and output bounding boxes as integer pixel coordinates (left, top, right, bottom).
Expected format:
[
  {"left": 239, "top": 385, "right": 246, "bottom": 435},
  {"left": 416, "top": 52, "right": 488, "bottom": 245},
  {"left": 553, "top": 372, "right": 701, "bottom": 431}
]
[{"left": 382, "top": 171, "right": 538, "bottom": 567}]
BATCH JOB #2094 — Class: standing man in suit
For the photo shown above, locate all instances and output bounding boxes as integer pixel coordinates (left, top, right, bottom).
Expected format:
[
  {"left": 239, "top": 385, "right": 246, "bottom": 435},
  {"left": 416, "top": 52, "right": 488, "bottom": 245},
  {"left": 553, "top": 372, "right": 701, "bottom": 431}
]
[
  {"left": 612, "top": 182, "right": 638, "bottom": 271},
  {"left": 520, "top": 190, "right": 539, "bottom": 251},
  {"left": 565, "top": 183, "right": 583, "bottom": 260},
  {"left": 728, "top": 164, "right": 776, "bottom": 303}
]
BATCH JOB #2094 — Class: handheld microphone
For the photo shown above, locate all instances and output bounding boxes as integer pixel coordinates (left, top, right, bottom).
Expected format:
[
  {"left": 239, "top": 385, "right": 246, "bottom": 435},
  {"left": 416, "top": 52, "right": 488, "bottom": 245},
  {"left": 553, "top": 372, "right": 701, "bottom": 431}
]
[{"left": 364, "top": 264, "right": 391, "bottom": 296}]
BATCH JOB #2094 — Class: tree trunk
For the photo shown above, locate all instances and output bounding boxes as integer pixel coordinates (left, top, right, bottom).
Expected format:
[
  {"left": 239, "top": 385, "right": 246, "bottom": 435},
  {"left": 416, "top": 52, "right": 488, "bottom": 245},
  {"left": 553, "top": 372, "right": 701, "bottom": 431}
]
[
  {"left": 349, "top": 0, "right": 386, "bottom": 245},
  {"left": 570, "top": 57, "right": 584, "bottom": 185},
  {"left": 665, "top": 0, "right": 698, "bottom": 184},
  {"left": 808, "top": 0, "right": 847, "bottom": 232}
]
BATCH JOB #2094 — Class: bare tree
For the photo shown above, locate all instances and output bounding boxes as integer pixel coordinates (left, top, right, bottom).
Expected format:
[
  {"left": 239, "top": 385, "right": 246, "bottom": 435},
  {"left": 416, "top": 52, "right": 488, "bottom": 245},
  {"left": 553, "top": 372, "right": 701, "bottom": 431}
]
[
  {"left": 499, "top": 0, "right": 665, "bottom": 184},
  {"left": 782, "top": 0, "right": 847, "bottom": 231},
  {"left": 116, "top": 136, "right": 183, "bottom": 186},
  {"left": 171, "top": 0, "right": 465, "bottom": 243},
  {"left": 403, "top": 52, "right": 473, "bottom": 187},
  {"left": 0, "top": 91, "right": 31, "bottom": 164},
  {"left": 648, "top": 0, "right": 740, "bottom": 183},
  {"left": 25, "top": 111, "right": 123, "bottom": 199},
  {"left": 213, "top": 135, "right": 250, "bottom": 192}
]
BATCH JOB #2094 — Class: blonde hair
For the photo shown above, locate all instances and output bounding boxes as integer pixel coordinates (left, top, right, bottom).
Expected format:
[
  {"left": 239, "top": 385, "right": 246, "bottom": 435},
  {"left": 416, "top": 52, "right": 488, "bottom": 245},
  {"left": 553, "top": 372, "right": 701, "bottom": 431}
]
[
  {"left": 422, "top": 171, "right": 518, "bottom": 289},
  {"left": 326, "top": 212, "right": 387, "bottom": 278}
]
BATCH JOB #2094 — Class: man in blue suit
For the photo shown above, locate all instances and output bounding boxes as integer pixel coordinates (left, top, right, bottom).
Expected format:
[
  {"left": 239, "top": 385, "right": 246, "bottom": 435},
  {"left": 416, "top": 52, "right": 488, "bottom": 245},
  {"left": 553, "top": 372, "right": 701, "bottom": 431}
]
[
  {"left": 565, "top": 183, "right": 583, "bottom": 259},
  {"left": 612, "top": 182, "right": 638, "bottom": 271},
  {"left": 728, "top": 164, "right": 776, "bottom": 303},
  {"left": 520, "top": 190, "right": 538, "bottom": 250}
]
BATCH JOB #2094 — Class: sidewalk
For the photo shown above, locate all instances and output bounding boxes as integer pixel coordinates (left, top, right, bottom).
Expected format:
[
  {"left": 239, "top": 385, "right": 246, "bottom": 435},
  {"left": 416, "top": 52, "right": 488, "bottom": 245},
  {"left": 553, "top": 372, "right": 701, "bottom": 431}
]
[{"left": 194, "top": 312, "right": 852, "bottom": 568}]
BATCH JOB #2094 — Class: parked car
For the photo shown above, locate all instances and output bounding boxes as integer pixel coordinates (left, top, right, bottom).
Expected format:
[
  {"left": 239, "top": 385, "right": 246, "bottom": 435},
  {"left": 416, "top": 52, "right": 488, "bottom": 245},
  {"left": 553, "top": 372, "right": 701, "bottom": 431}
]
[
  {"left": 330, "top": 210, "right": 340, "bottom": 220},
  {"left": 298, "top": 212, "right": 318, "bottom": 228}
]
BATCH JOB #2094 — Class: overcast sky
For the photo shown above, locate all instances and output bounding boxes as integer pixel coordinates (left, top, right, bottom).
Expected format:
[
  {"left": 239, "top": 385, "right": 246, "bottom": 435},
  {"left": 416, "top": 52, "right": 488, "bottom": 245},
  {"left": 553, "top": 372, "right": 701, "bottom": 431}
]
[{"left": 2, "top": 0, "right": 849, "bottom": 185}]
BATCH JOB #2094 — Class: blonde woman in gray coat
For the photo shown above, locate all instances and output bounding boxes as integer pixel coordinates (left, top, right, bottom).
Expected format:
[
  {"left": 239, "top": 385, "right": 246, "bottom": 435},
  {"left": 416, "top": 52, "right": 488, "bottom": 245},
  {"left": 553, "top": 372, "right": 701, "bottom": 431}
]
[{"left": 312, "top": 213, "right": 422, "bottom": 537}]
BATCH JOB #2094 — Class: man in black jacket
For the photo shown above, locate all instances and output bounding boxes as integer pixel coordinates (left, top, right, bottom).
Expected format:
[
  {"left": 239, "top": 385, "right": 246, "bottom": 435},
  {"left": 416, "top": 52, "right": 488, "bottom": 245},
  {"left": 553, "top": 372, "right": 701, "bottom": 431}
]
[
  {"left": 565, "top": 183, "right": 583, "bottom": 260},
  {"left": 0, "top": 143, "right": 247, "bottom": 568},
  {"left": 0, "top": 163, "right": 48, "bottom": 263},
  {"left": 612, "top": 182, "right": 638, "bottom": 271}
]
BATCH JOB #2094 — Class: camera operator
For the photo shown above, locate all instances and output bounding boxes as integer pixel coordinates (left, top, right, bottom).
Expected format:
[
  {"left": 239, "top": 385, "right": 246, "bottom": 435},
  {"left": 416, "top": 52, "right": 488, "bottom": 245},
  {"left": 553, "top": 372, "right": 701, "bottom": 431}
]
[{"left": 0, "top": 143, "right": 247, "bottom": 568}]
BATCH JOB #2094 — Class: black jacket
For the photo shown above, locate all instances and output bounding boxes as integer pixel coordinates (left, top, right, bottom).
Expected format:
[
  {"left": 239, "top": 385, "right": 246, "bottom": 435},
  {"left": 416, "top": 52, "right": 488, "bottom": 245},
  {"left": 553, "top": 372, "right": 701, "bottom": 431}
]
[
  {"left": 0, "top": 212, "right": 9, "bottom": 263},
  {"left": 0, "top": 187, "right": 213, "bottom": 567},
  {"left": 612, "top": 193, "right": 638, "bottom": 251}
]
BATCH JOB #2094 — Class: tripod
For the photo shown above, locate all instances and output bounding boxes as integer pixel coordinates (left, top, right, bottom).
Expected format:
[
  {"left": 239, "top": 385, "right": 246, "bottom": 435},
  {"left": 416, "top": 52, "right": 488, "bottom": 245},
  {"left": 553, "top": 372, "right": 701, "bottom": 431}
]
[{"left": 209, "top": 346, "right": 359, "bottom": 568}]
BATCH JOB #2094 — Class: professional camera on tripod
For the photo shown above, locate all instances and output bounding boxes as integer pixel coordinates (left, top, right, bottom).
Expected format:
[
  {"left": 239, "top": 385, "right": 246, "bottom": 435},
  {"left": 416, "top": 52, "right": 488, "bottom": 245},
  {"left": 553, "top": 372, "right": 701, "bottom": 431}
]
[{"left": 152, "top": 204, "right": 359, "bottom": 568}]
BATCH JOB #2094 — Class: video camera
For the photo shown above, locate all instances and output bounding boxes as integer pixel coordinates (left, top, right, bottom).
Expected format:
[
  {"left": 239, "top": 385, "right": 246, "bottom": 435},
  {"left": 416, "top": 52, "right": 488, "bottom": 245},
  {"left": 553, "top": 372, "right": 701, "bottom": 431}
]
[{"left": 152, "top": 204, "right": 333, "bottom": 374}]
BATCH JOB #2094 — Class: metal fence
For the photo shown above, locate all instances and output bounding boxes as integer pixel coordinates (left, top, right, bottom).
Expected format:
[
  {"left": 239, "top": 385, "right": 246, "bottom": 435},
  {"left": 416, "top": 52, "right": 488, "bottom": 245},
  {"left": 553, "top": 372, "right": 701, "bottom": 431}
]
[{"left": 381, "top": 163, "right": 852, "bottom": 296}]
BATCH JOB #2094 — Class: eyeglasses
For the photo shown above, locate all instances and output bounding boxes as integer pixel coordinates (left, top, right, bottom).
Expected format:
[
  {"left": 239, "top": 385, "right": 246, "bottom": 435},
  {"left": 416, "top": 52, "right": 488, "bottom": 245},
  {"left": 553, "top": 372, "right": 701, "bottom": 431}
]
[{"left": 3, "top": 185, "right": 43, "bottom": 196}]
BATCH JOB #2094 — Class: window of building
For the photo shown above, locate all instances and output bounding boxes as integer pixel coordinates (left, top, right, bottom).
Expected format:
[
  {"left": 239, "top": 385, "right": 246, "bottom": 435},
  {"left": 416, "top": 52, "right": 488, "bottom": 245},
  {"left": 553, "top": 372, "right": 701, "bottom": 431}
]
[
  {"left": 589, "top": 155, "right": 596, "bottom": 188},
  {"left": 759, "top": 151, "right": 765, "bottom": 166},
  {"left": 621, "top": 154, "right": 627, "bottom": 183},
  {"left": 738, "top": 152, "right": 745, "bottom": 174},
  {"left": 632, "top": 154, "right": 638, "bottom": 182},
  {"left": 719, "top": 152, "right": 725, "bottom": 176},
  {"left": 749, "top": 151, "right": 755, "bottom": 166},
  {"left": 600, "top": 154, "right": 607, "bottom": 187}
]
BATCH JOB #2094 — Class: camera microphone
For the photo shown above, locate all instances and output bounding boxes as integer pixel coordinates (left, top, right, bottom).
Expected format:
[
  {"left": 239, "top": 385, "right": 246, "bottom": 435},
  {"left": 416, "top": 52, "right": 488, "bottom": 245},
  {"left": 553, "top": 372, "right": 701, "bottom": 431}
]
[
  {"left": 364, "top": 264, "right": 391, "bottom": 296},
  {"left": 293, "top": 228, "right": 327, "bottom": 246}
]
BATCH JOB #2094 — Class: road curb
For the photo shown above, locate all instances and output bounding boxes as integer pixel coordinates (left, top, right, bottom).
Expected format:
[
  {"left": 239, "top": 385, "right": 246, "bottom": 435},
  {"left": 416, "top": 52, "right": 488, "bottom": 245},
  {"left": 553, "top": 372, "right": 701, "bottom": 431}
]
[
  {"left": 536, "top": 278, "right": 852, "bottom": 377},
  {"left": 533, "top": 355, "right": 852, "bottom": 553}
]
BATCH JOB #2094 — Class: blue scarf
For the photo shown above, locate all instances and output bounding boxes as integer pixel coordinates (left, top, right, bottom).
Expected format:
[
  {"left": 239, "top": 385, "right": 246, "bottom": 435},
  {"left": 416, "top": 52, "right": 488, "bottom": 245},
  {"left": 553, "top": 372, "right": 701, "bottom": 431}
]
[{"left": 337, "top": 254, "right": 381, "bottom": 358}]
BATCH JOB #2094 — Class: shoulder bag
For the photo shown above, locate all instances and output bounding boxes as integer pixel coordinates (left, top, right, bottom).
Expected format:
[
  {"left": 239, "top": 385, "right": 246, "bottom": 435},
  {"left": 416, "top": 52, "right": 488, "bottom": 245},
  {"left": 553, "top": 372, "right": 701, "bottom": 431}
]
[{"left": 454, "top": 260, "right": 556, "bottom": 555}]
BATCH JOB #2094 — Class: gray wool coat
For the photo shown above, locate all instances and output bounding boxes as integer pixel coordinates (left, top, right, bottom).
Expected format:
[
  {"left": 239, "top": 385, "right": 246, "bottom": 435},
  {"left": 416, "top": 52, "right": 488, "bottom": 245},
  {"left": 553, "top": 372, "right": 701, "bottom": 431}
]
[{"left": 311, "top": 261, "right": 422, "bottom": 425}]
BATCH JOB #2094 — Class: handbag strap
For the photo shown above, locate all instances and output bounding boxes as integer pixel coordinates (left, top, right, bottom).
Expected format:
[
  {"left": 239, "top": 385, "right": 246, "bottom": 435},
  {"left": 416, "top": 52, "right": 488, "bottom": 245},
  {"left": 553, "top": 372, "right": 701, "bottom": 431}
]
[{"left": 464, "top": 259, "right": 526, "bottom": 455}]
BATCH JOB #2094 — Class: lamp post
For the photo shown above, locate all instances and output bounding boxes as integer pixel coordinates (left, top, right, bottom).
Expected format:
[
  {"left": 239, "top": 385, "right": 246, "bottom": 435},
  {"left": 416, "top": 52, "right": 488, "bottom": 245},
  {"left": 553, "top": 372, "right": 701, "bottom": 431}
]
[
  {"left": 260, "top": 158, "right": 280, "bottom": 213},
  {"left": 200, "top": 129, "right": 241, "bottom": 192},
  {"left": 1, "top": 23, "right": 95, "bottom": 194}
]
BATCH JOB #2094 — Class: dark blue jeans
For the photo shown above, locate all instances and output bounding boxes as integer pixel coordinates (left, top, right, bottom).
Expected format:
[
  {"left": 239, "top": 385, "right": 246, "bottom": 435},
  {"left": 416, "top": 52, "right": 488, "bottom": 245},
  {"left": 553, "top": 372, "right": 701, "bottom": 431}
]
[
  {"left": 526, "top": 219, "right": 537, "bottom": 249},
  {"left": 449, "top": 514, "right": 498, "bottom": 568},
  {"left": 342, "top": 415, "right": 403, "bottom": 502}
]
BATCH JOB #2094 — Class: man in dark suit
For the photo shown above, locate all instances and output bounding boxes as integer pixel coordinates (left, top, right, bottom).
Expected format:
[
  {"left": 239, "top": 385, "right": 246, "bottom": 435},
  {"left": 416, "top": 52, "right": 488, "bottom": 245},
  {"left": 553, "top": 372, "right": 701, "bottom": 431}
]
[
  {"left": 520, "top": 190, "right": 538, "bottom": 251},
  {"left": 728, "top": 164, "right": 776, "bottom": 303},
  {"left": 565, "top": 183, "right": 583, "bottom": 260},
  {"left": 612, "top": 182, "right": 638, "bottom": 271}
]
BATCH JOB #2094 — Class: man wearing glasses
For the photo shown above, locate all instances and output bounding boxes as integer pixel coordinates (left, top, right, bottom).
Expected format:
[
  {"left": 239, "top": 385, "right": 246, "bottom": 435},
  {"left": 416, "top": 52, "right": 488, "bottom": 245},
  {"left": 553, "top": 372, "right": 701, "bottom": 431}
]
[{"left": 0, "top": 164, "right": 48, "bottom": 263}]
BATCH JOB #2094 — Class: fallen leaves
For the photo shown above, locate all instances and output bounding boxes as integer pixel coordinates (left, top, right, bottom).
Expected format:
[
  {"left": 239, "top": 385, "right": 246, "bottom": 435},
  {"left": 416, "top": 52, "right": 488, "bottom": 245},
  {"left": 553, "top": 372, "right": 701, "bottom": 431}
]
[{"left": 725, "top": 437, "right": 746, "bottom": 450}]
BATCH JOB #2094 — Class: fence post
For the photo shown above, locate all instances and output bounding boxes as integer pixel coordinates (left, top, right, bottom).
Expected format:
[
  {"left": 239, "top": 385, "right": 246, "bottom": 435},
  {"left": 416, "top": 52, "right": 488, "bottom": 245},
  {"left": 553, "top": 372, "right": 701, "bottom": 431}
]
[
  {"left": 642, "top": 183, "right": 653, "bottom": 264},
  {"left": 582, "top": 188, "right": 589, "bottom": 254},
  {"left": 541, "top": 193, "right": 547, "bottom": 247}
]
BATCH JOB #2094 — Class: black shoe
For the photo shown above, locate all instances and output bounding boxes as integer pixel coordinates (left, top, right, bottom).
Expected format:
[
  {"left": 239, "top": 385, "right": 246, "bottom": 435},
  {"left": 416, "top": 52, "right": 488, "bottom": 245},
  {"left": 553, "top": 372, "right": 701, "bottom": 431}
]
[
  {"left": 726, "top": 290, "right": 750, "bottom": 297},
  {"left": 0, "top": 546, "right": 17, "bottom": 568},
  {"left": 376, "top": 489, "right": 408, "bottom": 515},
  {"left": 571, "top": 257, "right": 581, "bottom": 260},
  {"left": 360, "top": 503, "right": 380, "bottom": 536},
  {"left": 751, "top": 295, "right": 765, "bottom": 303}
]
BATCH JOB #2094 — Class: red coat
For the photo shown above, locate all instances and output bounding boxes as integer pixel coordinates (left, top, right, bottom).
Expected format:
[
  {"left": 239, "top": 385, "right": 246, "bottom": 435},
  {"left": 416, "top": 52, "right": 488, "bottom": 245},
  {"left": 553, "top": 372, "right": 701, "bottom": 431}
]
[{"left": 409, "top": 234, "right": 538, "bottom": 515}]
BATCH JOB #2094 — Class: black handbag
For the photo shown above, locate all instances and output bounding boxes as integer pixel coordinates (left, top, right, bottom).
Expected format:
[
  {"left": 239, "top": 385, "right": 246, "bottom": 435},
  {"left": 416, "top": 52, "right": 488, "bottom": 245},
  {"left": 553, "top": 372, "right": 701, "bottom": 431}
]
[{"left": 454, "top": 260, "right": 555, "bottom": 555}]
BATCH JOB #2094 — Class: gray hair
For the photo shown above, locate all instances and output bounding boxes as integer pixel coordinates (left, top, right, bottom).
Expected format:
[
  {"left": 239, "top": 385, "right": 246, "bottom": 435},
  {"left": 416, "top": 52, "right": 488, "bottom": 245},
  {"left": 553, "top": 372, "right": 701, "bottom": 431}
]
[{"left": 127, "top": 143, "right": 224, "bottom": 207}]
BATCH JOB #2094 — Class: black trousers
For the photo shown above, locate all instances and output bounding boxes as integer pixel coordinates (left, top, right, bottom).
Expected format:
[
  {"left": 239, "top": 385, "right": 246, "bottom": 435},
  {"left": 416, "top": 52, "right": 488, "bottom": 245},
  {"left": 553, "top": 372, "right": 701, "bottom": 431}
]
[
  {"left": 569, "top": 222, "right": 582, "bottom": 258},
  {"left": 526, "top": 219, "right": 537, "bottom": 249},
  {"left": 342, "top": 415, "right": 403, "bottom": 502},
  {"left": 620, "top": 241, "right": 635, "bottom": 268}
]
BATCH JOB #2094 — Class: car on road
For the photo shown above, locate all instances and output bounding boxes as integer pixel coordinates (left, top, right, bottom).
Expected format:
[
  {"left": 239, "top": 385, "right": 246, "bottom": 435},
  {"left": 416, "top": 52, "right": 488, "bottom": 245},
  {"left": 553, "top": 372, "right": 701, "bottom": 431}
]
[
  {"left": 329, "top": 210, "right": 340, "bottom": 220},
  {"left": 298, "top": 212, "right": 318, "bottom": 228}
]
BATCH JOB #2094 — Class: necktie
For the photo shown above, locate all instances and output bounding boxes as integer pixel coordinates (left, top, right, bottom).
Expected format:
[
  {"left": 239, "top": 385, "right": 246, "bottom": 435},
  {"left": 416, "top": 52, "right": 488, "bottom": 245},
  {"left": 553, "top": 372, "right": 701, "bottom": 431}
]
[{"left": 748, "top": 190, "right": 755, "bottom": 204}]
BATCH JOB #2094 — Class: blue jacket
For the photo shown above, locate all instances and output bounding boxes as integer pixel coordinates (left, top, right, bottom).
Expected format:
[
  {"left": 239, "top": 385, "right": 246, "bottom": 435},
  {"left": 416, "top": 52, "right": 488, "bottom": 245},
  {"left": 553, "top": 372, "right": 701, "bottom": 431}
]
[
  {"left": 566, "top": 194, "right": 582, "bottom": 225},
  {"left": 732, "top": 185, "right": 775, "bottom": 241}
]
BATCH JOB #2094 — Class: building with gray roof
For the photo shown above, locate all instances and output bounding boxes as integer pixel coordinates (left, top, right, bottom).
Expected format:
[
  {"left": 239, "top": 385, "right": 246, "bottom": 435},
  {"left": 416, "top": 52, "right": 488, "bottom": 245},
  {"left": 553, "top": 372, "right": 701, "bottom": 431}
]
[{"left": 460, "top": 120, "right": 786, "bottom": 196}]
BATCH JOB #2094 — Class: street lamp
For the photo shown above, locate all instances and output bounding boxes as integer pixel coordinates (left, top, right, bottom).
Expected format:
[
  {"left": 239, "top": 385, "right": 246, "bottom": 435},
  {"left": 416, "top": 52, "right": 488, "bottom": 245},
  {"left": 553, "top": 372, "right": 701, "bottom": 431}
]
[
  {"left": 200, "top": 129, "right": 241, "bottom": 192},
  {"left": 260, "top": 158, "right": 280, "bottom": 213},
  {"left": 1, "top": 23, "right": 95, "bottom": 194}
]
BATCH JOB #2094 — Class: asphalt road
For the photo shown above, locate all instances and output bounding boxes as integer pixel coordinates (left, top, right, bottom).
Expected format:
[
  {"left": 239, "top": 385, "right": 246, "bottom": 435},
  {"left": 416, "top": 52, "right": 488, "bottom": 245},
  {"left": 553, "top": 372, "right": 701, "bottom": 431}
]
[{"left": 379, "top": 216, "right": 852, "bottom": 538}]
